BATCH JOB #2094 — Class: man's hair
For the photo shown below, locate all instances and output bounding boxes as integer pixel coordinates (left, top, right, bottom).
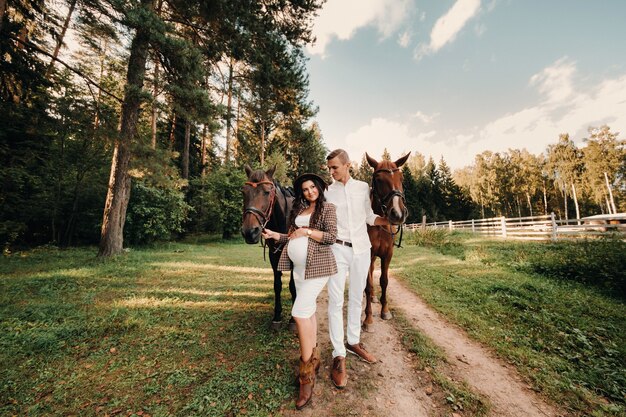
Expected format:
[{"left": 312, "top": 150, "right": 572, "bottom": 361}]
[{"left": 326, "top": 149, "right": 350, "bottom": 164}]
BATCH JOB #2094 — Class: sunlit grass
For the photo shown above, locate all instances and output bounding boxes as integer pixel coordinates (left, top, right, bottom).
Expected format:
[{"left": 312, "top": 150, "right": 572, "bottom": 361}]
[
  {"left": 0, "top": 241, "right": 298, "bottom": 416},
  {"left": 116, "top": 296, "right": 269, "bottom": 310}
]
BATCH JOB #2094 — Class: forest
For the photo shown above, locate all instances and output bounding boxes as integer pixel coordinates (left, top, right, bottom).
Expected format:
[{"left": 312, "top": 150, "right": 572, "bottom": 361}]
[{"left": 1, "top": 0, "right": 625, "bottom": 255}]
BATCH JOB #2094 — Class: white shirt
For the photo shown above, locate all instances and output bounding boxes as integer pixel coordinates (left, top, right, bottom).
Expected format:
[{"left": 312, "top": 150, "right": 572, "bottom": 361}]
[{"left": 325, "top": 177, "right": 379, "bottom": 255}]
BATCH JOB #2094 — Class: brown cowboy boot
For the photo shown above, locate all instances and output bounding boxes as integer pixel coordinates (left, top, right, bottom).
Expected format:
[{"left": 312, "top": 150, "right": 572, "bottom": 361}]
[
  {"left": 296, "top": 356, "right": 316, "bottom": 410},
  {"left": 311, "top": 346, "right": 321, "bottom": 375}
]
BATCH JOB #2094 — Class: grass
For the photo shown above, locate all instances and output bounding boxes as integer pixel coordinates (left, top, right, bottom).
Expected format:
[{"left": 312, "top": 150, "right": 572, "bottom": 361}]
[
  {"left": 3, "top": 234, "right": 624, "bottom": 416},
  {"left": 0, "top": 239, "right": 299, "bottom": 416},
  {"left": 395, "top": 231, "right": 626, "bottom": 416}
]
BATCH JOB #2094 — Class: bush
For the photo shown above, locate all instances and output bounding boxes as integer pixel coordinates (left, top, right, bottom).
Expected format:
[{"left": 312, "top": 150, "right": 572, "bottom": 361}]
[
  {"left": 521, "top": 238, "right": 626, "bottom": 298},
  {"left": 125, "top": 180, "right": 191, "bottom": 244},
  {"left": 186, "top": 167, "right": 247, "bottom": 239},
  {"left": 405, "top": 228, "right": 467, "bottom": 258}
]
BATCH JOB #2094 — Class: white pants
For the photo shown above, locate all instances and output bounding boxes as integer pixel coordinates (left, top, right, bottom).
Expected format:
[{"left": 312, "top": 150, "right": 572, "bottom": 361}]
[{"left": 328, "top": 244, "right": 371, "bottom": 358}]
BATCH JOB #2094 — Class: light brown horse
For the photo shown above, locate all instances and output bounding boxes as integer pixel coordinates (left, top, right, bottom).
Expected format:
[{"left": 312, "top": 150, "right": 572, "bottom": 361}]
[{"left": 363, "top": 152, "right": 410, "bottom": 332}]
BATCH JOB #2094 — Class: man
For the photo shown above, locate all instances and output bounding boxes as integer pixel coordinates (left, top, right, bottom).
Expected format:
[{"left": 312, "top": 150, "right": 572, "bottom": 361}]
[{"left": 325, "top": 149, "right": 389, "bottom": 389}]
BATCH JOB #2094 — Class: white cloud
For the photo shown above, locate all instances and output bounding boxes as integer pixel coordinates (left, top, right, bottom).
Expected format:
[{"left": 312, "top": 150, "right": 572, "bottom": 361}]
[
  {"left": 398, "top": 30, "right": 412, "bottom": 48},
  {"left": 336, "top": 61, "right": 626, "bottom": 169},
  {"left": 529, "top": 57, "right": 576, "bottom": 105},
  {"left": 342, "top": 118, "right": 445, "bottom": 165},
  {"left": 413, "top": 111, "right": 438, "bottom": 124},
  {"left": 308, "top": 0, "right": 414, "bottom": 57},
  {"left": 463, "top": 61, "right": 626, "bottom": 165},
  {"left": 415, "top": 0, "right": 481, "bottom": 60}
]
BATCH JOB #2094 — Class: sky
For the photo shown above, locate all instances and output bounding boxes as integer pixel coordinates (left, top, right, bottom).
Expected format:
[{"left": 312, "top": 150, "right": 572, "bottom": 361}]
[{"left": 304, "top": 0, "right": 626, "bottom": 169}]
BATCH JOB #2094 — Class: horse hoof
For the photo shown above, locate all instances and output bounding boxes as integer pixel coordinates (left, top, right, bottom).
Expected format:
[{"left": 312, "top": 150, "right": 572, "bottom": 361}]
[
  {"left": 288, "top": 321, "right": 298, "bottom": 334},
  {"left": 381, "top": 311, "right": 393, "bottom": 320},
  {"left": 271, "top": 321, "right": 282, "bottom": 331},
  {"left": 362, "top": 322, "right": 374, "bottom": 333}
]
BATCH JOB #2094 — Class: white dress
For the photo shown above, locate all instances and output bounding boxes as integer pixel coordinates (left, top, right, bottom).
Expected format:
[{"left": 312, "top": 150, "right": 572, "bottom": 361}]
[{"left": 288, "top": 214, "right": 329, "bottom": 318}]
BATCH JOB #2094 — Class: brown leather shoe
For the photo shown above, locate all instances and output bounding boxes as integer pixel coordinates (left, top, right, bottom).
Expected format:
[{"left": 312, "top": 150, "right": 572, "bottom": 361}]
[
  {"left": 331, "top": 356, "right": 347, "bottom": 389},
  {"left": 296, "top": 356, "right": 315, "bottom": 410},
  {"left": 346, "top": 342, "right": 377, "bottom": 364}
]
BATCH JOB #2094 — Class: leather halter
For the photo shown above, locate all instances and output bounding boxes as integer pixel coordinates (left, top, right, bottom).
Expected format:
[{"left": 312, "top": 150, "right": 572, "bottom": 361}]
[
  {"left": 243, "top": 180, "right": 276, "bottom": 230},
  {"left": 372, "top": 168, "right": 407, "bottom": 219},
  {"left": 372, "top": 167, "right": 407, "bottom": 247}
]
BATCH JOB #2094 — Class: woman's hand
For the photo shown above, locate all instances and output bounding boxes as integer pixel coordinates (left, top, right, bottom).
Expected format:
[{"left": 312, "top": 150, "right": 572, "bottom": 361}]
[
  {"left": 262, "top": 228, "right": 280, "bottom": 241},
  {"left": 288, "top": 227, "right": 310, "bottom": 240}
]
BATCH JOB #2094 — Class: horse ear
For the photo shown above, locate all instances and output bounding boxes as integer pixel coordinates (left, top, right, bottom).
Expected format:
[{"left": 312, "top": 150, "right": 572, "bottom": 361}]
[
  {"left": 394, "top": 152, "right": 411, "bottom": 168},
  {"left": 245, "top": 164, "right": 253, "bottom": 178},
  {"left": 266, "top": 165, "right": 277, "bottom": 178},
  {"left": 366, "top": 153, "right": 378, "bottom": 168}
]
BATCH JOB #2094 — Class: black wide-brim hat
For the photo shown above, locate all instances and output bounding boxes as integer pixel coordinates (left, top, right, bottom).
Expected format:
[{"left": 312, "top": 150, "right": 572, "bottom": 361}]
[{"left": 293, "top": 173, "right": 328, "bottom": 192}]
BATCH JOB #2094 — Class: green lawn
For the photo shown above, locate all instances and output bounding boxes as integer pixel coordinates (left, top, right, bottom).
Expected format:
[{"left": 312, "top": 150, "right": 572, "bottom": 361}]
[
  {"left": 2, "top": 236, "right": 624, "bottom": 416},
  {"left": 0, "top": 239, "right": 298, "bottom": 416},
  {"left": 393, "top": 233, "right": 626, "bottom": 417}
]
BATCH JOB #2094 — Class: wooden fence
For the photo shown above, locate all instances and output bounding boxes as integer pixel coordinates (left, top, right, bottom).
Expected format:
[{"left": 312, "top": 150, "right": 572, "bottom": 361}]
[{"left": 405, "top": 213, "right": 626, "bottom": 241}]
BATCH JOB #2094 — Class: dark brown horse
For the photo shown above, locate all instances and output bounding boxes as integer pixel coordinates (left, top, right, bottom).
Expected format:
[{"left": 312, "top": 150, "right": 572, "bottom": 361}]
[
  {"left": 241, "top": 165, "right": 296, "bottom": 330},
  {"left": 363, "top": 152, "right": 410, "bottom": 332}
]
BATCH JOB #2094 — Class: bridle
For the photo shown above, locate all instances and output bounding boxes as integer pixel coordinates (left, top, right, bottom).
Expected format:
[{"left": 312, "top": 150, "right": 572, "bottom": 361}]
[
  {"left": 372, "top": 168, "right": 407, "bottom": 219},
  {"left": 372, "top": 167, "right": 408, "bottom": 247},
  {"left": 242, "top": 180, "right": 276, "bottom": 231}
]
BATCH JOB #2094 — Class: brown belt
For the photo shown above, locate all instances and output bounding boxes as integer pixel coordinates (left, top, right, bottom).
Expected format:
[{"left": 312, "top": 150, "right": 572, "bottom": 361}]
[{"left": 335, "top": 239, "right": 352, "bottom": 247}]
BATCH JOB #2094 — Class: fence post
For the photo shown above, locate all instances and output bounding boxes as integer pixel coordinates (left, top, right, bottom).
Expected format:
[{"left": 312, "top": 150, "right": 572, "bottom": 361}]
[
  {"left": 501, "top": 216, "right": 507, "bottom": 238},
  {"left": 551, "top": 212, "right": 557, "bottom": 242},
  {"left": 449, "top": 220, "right": 453, "bottom": 231},
  {"left": 421, "top": 215, "right": 426, "bottom": 230},
  {"left": 471, "top": 219, "right": 475, "bottom": 233}
]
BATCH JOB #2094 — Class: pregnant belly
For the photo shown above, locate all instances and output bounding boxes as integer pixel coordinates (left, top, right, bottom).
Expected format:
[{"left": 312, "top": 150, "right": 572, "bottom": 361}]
[{"left": 287, "top": 237, "right": 308, "bottom": 266}]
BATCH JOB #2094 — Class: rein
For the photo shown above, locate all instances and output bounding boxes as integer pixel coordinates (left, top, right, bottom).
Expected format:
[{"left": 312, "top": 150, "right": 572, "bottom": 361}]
[{"left": 372, "top": 167, "right": 407, "bottom": 248}]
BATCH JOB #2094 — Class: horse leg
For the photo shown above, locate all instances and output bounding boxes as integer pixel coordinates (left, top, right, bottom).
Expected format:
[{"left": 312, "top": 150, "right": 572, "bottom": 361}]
[
  {"left": 288, "top": 270, "right": 297, "bottom": 333},
  {"left": 271, "top": 270, "right": 283, "bottom": 330},
  {"left": 362, "top": 256, "right": 376, "bottom": 332},
  {"left": 380, "top": 255, "right": 393, "bottom": 320}
]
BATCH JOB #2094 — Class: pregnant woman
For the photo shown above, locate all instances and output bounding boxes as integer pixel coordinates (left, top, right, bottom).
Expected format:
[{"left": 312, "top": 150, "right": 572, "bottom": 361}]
[{"left": 262, "top": 172, "right": 338, "bottom": 410}]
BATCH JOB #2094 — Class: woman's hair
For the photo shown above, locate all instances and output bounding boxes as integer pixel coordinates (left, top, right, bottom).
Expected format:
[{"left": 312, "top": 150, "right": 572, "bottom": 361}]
[{"left": 289, "top": 176, "right": 327, "bottom": 229}]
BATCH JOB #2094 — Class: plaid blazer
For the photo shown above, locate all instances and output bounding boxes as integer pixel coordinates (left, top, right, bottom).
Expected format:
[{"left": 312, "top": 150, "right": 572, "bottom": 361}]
[{"left": 277, "top": 202, "right": 338, "bottom": 279}]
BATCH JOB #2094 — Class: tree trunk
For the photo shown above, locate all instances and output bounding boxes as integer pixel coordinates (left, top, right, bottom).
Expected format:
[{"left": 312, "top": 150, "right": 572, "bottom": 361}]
[
  {"left": 151, "top": 58, "right": 159, "bottom": 149},
  {"left": 571, "top": 183, "right": 580, "bottom": 224},
  {"left": 182, "top": 119, "right": 190, "bottom": 179},
  {"left": 45, "top": 0, "right": 77, "bottom": 78},
  {"left": 563, "top": 188, "right": 568, "bottom": 221},
  {"left": 168, "top": 112, "right": 177, "bottom": 150},
  {"left": 98, "top": 0, "right": 153, "bottom": 257},
  {"left": 526, "top": 192, "right": 533, "bottom": 217},
  {"left": 260, "top": 120, "right": 266, "bottom": 166},
  {"left": 604, "top": 172, "right": 617, "bottom": 214},
  {"left": 542, "top": 183, "right": 548, "bottom": 215},
  {"left": 200, "top": 123, "right": 208, "bottom": 176},
  {"left": 225, "top": 58, "right": 234, "bottom": 162},
  {"left": 0, "top": 0, "right": 7, "bottom": 32}
]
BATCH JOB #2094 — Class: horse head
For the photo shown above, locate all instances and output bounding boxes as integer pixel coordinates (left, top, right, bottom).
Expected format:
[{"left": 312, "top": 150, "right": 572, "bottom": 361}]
[
  {"left": 241, "top": 164, "right": 277, "bottom": 244},
  {"left": 366, "top": 152, "right": 411, "bottom": 225}
]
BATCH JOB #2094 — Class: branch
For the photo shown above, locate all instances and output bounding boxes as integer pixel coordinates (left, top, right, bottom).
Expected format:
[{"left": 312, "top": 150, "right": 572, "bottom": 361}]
[{"left": 6, "top": 33, "right": 124, "bottom": 103}]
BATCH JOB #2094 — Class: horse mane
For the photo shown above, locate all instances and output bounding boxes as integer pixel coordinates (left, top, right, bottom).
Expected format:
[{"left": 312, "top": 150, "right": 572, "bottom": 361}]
[{"left": 272, "top": 182, "right": 294, "bottom": 234}]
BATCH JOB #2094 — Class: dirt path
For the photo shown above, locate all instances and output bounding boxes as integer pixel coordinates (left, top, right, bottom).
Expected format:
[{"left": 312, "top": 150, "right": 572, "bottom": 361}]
[
  {"left": 387, "top": 275, "right": 561, "bottom": 417},
  {"left": 279, "top": 272, "right": 561, "bottom": 417}
]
